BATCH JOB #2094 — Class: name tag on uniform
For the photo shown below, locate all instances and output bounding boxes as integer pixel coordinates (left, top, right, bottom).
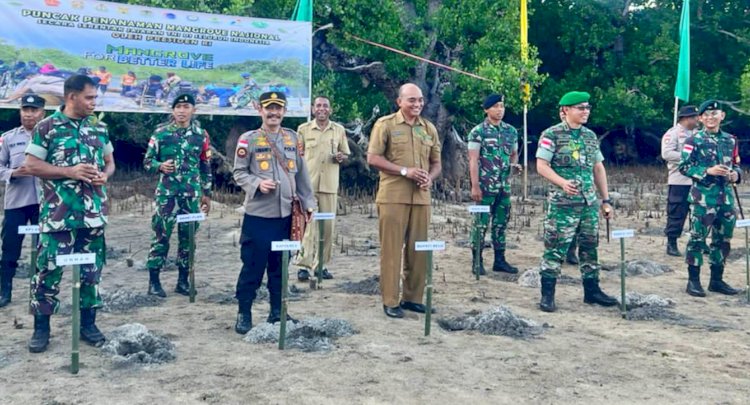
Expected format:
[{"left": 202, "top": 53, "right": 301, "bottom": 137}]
[{"left": 18, "top": 225, "right": 40, "bottom": 234}]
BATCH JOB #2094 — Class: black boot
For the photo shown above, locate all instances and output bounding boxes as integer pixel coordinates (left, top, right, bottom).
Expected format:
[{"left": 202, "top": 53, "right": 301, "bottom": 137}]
[
  {"left": 0, "top": 271, "right": 12, "bottom": 308},
  {"left": 666, "top": 237, "right": 681, "bottom": 257},
  {"left": 28, "top": 314, "right": 50, "bottom": 353},
  {"left": 708, "top": 265, "right": 741, "bottom": 295},
  {"left": 235, "top": 302, "right": 252, "bottom": 334},
  {"left": 471, "top": 248, "right": 486, "bottom": 276},
  {"left": 566, "top": 236, "right": 579, "bottom": 265},
  {"left": 539, "top": 277, "right": 557, "bottom": 312},
  {"left": 686, "top": 265, "right": 706, "bottom": 297},
  {"left": 147, "top": 269, "right": 166, "bottom": 298},
  {"left": 80, "top": 309, "right": 106, "bottom": 346},
  {"left": 175, "top": 268, "right": 190, "bottom": 296},
  {"left": 492, "top": 249, "right": 518, "bottom": 274},
  {"left": 582, "top": 278, "right": 618, "bottom": 307},
  {"left": 266, "top": 289, "right": 298, "bottom": 324}
]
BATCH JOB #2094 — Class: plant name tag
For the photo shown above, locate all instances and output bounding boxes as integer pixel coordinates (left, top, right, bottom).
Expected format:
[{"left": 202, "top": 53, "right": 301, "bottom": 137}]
[
  {"left": 736, "top": 219, "right": 750, "bottom": 228},
  {"left": 56, "top": 253, "right": 97, "bottom": 266},
  {"left": 18, "top": 225, "right": 40, "bottom": 234},
  {"left": 611, "top": 229, "right": 635, "bottom": 239},
  {"left": 272, "top": 241, "right": 301, "bottom": 251},
  {"left": 415, "top": 241, "right": 446, "bottom": 251},
  {"left": 176, "top": 213, "right": 206, "bottom": 223},
  {"left": 467, "top": 205, "right": 490, "bottom": 213},
  {"left": 313, "top": 212, "right": 336, "bottom": 221}
]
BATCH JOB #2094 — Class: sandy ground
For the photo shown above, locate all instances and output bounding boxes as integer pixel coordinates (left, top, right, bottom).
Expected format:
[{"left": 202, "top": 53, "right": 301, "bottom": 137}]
[{"left": 2, "top": 170, "right": 750, "bottom": 404}]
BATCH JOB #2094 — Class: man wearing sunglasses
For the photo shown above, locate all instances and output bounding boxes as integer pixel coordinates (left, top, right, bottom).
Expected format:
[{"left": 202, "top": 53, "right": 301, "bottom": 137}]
[
  {"left": 535, "top": 91, "right": 617, "bottom": 312},
  {"left": 678, "top": 100, "right": 741, "bottom": 297}
]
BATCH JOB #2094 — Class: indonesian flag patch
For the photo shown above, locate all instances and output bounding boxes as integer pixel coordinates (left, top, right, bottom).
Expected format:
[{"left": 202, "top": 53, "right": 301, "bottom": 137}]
[
  {"left": 539, "top": 137, "right": 554, "bottom": 151},
  {"left": 148, "top": 138, "right": 155, "bottom": 147},
  {"left": 682, "top": 144, "right": 694, "bottom": 154},
  {"left": 237, "top": 139, "right": 249, "bottom": 157}
]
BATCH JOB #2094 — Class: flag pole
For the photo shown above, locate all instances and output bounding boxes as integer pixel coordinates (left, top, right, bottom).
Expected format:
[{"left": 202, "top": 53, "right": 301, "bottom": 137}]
[
  {"left": 521, "top": 0, "right": 529, "bottom": 200},
  {"left": 673, "top": 97, "right": 679, "bottom": 126}
]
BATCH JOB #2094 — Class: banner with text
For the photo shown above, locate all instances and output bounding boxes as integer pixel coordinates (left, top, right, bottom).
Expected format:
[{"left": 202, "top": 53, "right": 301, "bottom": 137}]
[{"left": 0, "top": 0, "right": 311, "bottom": 116}]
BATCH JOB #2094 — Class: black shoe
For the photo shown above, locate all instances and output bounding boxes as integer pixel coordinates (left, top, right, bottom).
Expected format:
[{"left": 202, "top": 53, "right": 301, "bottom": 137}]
[
  {"left": 175, "top": 269, "right": 190, "bottom": 296},
  {"left": 565, "top": 248, "right": 579, "bottom": 265},
  {"left": 235, "top": 312, "right": 252, "bottom": 334},
  {"left": 686, "top": 265, "right": 706, "bottom": 297},
  {"left": 0, "top": 271, "right": 12, "bottom": 307},
  {"left": 297, "top": 269, "right": 310, "bottom": 282},
  {"left": 383, "top": 305, "right": 404, "bottom": 318},
  {"left": 80, "top": 309, "right": 106, "bottom": 347},
  {"left": 708, "top": 265, "right": 741, "bottom": 295},
  {"left": 666, "top": 238, "right": 681, "bottom": 257},
  {"left": 582, "top": 278, "right": 618, "bottom": 307},
  {"left": 492, "top": 250, "right": 518, "bottom": 274},
  {"left": 28, "top": 315, "right": 50, "bottom": 353},
  {"left": 314, "top": 268, "right": 334, "bottom": 280},
  {"left": 400, "top": 301, "right": 436, "bottom": 314},
  {"left": 539, "top": 277, "right": 557, "bottom": 312},
  {"left": 266, "top": 309, "right": 299, "bottom": 324},
  {"left": 147, "top": 270, "right": 166, "bottom": 298},
  {"left": 472, "top": 249, "right": 487, "bottom": 276}
]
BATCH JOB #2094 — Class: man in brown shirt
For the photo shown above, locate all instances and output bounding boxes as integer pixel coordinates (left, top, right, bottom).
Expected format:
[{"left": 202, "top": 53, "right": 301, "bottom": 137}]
[
  {"left": 295, "top": 96, "right": 351, "bottom": 281},
  {"left": 367, "top": 83, "right": 442, "bottom": 318}
]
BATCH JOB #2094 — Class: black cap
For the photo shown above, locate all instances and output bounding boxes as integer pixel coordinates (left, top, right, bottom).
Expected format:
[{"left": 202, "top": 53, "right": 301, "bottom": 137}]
[
  {"left": 699, "top": 100, "right": 720, "bottom": 115},
  {"left": 259, "top": 91, "right": 286, "bottom": 108},
  {"left": 677, "top": 105, "right": 698, "bottom": 118},
  {"left": 482, "top": 94, "right": 505, "bottom": 110},
  {"left": 172, "top": 93, "right": 195, "bottom": 108},
  {"left": 20, "top": 94, "right": 45, "bottom": 109}
]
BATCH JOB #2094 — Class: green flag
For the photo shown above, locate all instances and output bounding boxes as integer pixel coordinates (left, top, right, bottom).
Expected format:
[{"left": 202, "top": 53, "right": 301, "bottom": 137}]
[
  {"left": 674, "top": 0, "right": 690, "bottom": 101},
  {"left": 292, "top": 0, "right": 313, "bottom": 22}
]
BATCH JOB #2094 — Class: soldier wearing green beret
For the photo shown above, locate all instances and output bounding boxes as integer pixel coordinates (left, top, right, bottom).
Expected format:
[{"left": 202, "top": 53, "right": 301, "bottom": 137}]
[
  {"left": 678, "top": 100, "right": 742, "bottom": 297},
  {"left": 143, "top": 93, "right": 213, "bottom": 298},
  {"left": 535, "top": 91, "right": 617, "bottom": 312}
]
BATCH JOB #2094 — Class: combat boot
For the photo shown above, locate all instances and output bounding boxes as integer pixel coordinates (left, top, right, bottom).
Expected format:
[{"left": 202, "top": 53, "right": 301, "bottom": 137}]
[
  {"left": 565, "top": 242, "right": 579, "bottom": 265},
  {"left": 539, "top": 277, "right": 557, "bottom": 312},
  {"left": 0, "top": 270, "right": 12, "bottom": 308},
  {"left": 582, "top": 278, "right": 618, "bottom": 307},
  {"left": 235, "top": 302, "right": 252, "bottom": 334},
  {"left": 666, "top": 237, "right": 681, "bottom": 257},
  {"left": 147, "top": 269, "right": 166, "bottom": 298},
  {"left": 492, "top": 249, "right": 518, "bottom": 274},
  {"left": 28, "top": 314, "right": 50, "bottom": 353},
  {"left": 471, "top": 248, "right": 486, "bottom": 276},
  {"left": 80, "top": 309, "right": 106, "bottom": 346},
  {"left": 686, "top": 265, "right": 706, "bottom": 297},
  {"left": 175, "top": 268, "right": 190, "bottom": 296},
  {"left": 266, "top": 289, "right": 298, "bottom": 324},
  {"left": 708, "top": 265, "right": 741, "bottom": 295}
]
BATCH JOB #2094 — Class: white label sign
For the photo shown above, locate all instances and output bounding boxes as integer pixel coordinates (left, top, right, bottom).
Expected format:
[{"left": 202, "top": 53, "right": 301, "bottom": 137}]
[
  {"left": 415, "top": 241, "right": 446, "bottom": 251},
  {"left": 611, "top": 229, "right": 635, "bottom": 239},
  {"left": 737, "top": 219, "right": 750, "bottom": 228},
  {"left": 467, "top": 205, "right": 491, "bottom": 213},
  {"left": 313, "top": 212, "right": 336, "bottom": 221},
  {"left": 272, "top": 241, "right": 301, "bottom": 251},
  {"left": 18, "top": 225, "right": 40, "bottom": 234},
  {"left": 56, "top": 253, "right": 96, "bottom": 266},
  {"left": 176, "top": 213, "right": 206, "bottom": 223}
]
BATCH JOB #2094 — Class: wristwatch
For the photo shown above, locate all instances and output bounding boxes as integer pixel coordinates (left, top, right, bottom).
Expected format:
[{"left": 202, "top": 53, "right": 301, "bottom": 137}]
[
  {"left": 400, "top": 167, "right": 408, "bottom": 176},
  {"left": 602, "top": 198, "right": 612, "bottom": 205}
]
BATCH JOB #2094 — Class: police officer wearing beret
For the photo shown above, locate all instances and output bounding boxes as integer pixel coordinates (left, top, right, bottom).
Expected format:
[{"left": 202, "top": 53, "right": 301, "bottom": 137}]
[
  {"left": 536, "top": 91, "right": 617, "bottom": 312},
  {"left": 232, "top": 91, "right": 316, "bottom": 333},
  {"left": 0, "top": 94, "right": 45, "bottom": 307},
  {"left": 678, "top": 100, "right": 742, "bottom": 297}
]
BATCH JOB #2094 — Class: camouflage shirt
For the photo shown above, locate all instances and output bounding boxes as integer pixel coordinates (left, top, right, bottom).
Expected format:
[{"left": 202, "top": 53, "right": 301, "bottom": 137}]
[
  {"left": 678, "top": 129, "right": 741, "bottom": 207},
  {"left": 467, "top": 119, "right": 518, "bottom": 194},
  {"left": 25, "top": 108, "right": 114, "bottom": 233},
  {"left": 536, "top": 122, "right": 604, "bottom": 206},
  {"left": 143, "top": 120, "right": 213, "bottom": 198}
]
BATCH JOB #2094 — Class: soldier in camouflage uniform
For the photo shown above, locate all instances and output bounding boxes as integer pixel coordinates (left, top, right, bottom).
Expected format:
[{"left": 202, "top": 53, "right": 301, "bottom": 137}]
[
  {"left": 678, "top": 100, "right": 741, "bottom": 297},
  {"left": 468, "top": 94, "right": 521, "bottom": 275},
  {"left": 24, "top": 75, "right": 115, "bottom": 352},
  {"left": 143, "top": 94, "right": 212, "bottom": 298},
  {"left": 535, "top": 91, "right": 617, "bottom": 312}
]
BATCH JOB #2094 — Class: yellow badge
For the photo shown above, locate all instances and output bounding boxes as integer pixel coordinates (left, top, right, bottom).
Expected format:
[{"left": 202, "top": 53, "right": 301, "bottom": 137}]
[
  {"left": 260, "top": 161, "right": 270, "bottom": 171},
  {"left": 572, "top": 150, "right": 579, "bottom": 161},
  {"left": 237, "top": 147, "right": 247, "bottom": 158},
  {"left": 287, "top": 160, "right": 296, "bottom": 170}
]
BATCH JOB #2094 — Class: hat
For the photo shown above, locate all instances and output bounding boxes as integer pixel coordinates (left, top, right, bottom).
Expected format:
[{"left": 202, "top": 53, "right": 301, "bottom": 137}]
[
  {"left": 172, "top": 93, "right": 195, "bottom": 108},
  {"left": 20, "top": 94, "right": 45, "bottom": 109},
  {"left": 677, "top": 105, "right": 699, "bottom": 118},
  {"left": 259, "top": 91, "right": 286, "bottom": 108},
  {"left": 699, "top": 100, "right": 720, "bottom": 115},
  {"left": 559, "top": 91, "right": 591, "bottom": 106},
  {"left": 482, "top": 94, "right": 505, "bottom": 110}
]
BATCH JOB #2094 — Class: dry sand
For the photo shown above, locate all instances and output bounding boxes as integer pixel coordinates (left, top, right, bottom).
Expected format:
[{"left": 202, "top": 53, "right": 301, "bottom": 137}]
[{"left": 2, "top": 171, "right": 750, "bottom": 404}]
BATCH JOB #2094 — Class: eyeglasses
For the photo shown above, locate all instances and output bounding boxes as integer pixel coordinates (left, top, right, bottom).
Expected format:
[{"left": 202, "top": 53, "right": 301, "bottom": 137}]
[{"left": 571, "top": 105, "right": 592, "bottom": 111}]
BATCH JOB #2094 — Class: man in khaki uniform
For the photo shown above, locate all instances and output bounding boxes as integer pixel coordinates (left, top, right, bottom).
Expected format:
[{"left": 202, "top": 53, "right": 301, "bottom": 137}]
[
  {"left": 367, "top": 83, "right": 442, "bottom": 318},
  {"left": 295, "top": 96, "right": 351, "bottom": 281}
]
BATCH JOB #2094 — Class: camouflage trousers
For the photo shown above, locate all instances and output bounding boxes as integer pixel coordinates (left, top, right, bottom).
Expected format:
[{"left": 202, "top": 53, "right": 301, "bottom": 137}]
[
  {"left": 685, "top": 203, "right": 736, "bottom": 267},
  {"left": 30, "top": 227, "right": 106, "bottom": 315},
  {"left": 146, "top": 196, "right": 200, "bottom": 273},
  {"left": 540, "top": 203, "right": 600, "bottom": 279},
  {"left": 472, "top": 190, "right": 511, "bottom": 251}
]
